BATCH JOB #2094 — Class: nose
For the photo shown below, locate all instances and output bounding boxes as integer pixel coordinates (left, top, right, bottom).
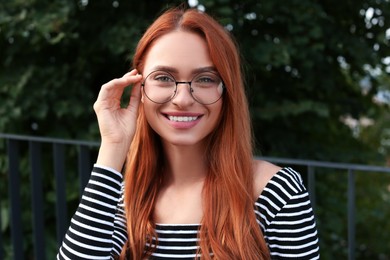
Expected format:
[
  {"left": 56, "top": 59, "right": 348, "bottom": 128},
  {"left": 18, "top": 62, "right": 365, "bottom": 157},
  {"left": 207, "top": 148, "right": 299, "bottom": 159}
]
[{"left": 171, "top": 83, "right": 195, "bottom": 107}]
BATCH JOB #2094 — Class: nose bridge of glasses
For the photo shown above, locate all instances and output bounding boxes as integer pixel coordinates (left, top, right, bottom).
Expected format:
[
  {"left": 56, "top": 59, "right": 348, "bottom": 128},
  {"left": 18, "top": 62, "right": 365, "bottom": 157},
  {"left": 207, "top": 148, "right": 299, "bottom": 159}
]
[
  {"left": 175, "top": 81, "right": 193, "bottom": 93},
  {"left": 176, "top": 81, "right": 192, "bottom": 87}
]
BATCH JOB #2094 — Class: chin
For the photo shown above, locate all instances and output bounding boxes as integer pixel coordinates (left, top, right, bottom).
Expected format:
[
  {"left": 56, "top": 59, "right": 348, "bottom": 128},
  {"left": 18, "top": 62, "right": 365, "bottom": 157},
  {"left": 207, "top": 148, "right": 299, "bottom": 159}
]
[{"left": 161, "top": 135, "right": 208, "bottom": 148}]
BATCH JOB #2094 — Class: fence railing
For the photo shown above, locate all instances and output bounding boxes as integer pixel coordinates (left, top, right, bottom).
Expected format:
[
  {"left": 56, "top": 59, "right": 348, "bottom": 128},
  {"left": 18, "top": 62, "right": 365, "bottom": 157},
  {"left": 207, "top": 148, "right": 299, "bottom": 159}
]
[
  {"left": 1, "top": 133, "right": 389, "bottom": 260},
  {"left": 1, "top": 133, "right": 99, "bottom": 260}
]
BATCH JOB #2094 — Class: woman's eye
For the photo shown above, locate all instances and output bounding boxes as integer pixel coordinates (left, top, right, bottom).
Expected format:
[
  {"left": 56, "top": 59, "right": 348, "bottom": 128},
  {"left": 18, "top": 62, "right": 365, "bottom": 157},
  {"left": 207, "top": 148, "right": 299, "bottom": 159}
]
[
  {"left": 199, "top": 77, "right": 212, "bottom": 82},
  {"left": 155, "top": 75, "right": 174, "bottom": 82},
  {"left": 196, "top": 75, "right": 217, "bottom": 83}
]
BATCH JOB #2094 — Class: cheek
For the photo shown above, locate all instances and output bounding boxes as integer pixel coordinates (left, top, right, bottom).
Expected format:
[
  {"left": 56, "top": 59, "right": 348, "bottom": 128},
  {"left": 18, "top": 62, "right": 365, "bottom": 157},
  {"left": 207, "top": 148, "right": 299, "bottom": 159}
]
[
  {"left": 206, "top": 102, "right": 223, "bottom": 130},
  {"left": 213, "top": 101, "right": 223, "bottom": 118},
  {"left": 212, "top": 102, "right": 224, "bottom": 126},
  {"left": 142, "top": 101, "right": 153, "bottom": 119},
  {"left": 142, "top": 101, "right": 161, "bottom": 128}
]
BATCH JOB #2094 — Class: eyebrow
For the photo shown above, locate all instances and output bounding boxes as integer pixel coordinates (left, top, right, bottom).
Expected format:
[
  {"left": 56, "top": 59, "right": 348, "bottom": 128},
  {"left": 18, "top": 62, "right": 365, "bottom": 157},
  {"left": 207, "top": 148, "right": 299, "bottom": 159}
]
[{"left": 150, "top": 65, "right": 218, "bottom": 75}]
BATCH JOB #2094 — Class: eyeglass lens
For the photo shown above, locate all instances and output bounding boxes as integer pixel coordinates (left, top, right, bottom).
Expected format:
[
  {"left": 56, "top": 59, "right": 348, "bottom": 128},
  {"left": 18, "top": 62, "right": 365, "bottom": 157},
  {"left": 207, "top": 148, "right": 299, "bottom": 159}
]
[{"left": 142, "top": 70, "right": 224, "bottom": 105}]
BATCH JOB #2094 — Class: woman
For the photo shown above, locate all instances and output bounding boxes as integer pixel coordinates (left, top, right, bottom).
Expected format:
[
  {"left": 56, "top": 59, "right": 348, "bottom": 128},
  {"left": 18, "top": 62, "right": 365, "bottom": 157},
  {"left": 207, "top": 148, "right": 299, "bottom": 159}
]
[{"left": 57, "top": 7, "right": 319, "bottom": 260}]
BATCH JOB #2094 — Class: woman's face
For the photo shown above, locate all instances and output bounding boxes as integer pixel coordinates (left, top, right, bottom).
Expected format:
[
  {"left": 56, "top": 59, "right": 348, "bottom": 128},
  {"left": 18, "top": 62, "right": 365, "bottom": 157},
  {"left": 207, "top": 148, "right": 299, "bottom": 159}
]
[{"left": 141, "top": 30, "right": 223, "bottom": 148}]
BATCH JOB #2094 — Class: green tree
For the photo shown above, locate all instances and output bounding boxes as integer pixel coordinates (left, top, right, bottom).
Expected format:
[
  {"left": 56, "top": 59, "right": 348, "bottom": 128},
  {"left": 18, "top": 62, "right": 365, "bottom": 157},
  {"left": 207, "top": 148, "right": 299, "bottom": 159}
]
[{"left": 197, "top": 0, "right": 389, "bottom": 163}]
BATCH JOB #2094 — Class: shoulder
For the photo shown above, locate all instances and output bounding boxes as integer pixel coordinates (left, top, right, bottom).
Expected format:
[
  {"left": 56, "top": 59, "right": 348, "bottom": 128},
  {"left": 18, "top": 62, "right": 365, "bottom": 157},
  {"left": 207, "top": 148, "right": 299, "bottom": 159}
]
[
  {"left": 253, "top": 167, "right": 320, "bottom": 259},
  {"left": 253, "top": 160, "right": 307, "bottom": 198},
  {"left": 258, "top": 167, "right": 307, "bottom": 205},
  {"left": 253, "top": 162, "right": 310, "bottom": 222},
  {"left": 255, "top": 166, "right": 311, "bottom": 227},
  {"left": 252, "top": 159, "right": 282, "bottom": 199}
]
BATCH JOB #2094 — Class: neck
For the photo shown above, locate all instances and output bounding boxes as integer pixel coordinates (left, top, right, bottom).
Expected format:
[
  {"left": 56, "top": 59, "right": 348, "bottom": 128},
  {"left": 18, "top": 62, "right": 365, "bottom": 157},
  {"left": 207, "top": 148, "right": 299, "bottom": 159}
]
[{"left": 162, "top": 142, "right": 208, "bottom": 186}]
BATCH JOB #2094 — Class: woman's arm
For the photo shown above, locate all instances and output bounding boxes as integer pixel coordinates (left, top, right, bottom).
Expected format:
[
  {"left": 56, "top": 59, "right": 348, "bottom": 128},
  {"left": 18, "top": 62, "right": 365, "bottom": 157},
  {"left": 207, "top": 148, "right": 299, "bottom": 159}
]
[
  {"left": 57, "top": 165, "right": 124, "bottom": 259},
  {"left": 57, "top": 70, "right": 142, "bottom": 258}
]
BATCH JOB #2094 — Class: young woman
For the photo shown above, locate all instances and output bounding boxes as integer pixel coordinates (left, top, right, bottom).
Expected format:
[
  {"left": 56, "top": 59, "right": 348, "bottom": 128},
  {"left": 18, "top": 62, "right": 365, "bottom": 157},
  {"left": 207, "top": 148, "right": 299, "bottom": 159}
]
[{"left": 57, "top": 7, "right": 319, "bottom": 260}]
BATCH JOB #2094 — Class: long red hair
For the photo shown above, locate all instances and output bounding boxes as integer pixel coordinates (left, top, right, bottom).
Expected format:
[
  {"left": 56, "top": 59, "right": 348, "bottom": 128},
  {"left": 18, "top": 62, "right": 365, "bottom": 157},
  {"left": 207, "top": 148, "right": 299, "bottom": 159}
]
[{"left": 121, "top": 7, "right": 270, "bottom": 259}]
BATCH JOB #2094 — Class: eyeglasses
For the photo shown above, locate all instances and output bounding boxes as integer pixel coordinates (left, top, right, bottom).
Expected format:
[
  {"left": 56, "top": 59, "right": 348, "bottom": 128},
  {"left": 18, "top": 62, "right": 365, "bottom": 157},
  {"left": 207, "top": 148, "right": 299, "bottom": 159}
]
[{"left": 141, "top": 70, "right": 225, "bottom": 105}]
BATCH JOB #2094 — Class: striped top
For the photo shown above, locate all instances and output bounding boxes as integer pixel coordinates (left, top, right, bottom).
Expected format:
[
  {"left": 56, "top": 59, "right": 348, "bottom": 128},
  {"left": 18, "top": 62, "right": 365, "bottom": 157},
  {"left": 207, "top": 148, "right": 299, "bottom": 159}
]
[{"left": 57, "top": 165, "right": 320, "bottom": 259}]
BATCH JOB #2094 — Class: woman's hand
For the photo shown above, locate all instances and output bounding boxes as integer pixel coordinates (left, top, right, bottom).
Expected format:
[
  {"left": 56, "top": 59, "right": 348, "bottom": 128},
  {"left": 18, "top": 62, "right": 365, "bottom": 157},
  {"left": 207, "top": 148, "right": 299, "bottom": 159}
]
[{"left": 94, "top": 69, "right": 143, "bottom": 171}]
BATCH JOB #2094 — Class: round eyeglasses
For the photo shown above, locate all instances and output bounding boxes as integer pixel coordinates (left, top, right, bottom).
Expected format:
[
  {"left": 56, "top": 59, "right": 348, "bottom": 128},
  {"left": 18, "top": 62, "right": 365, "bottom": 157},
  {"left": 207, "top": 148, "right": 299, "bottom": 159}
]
[{"left": 141, "top": 70, "right": 225, "bottom": 105}]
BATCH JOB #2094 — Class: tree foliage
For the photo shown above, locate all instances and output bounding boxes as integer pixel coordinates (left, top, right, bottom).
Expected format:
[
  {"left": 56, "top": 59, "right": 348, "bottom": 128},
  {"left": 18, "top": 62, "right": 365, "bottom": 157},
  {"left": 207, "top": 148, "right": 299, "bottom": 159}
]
[
  {"left": 1, "top": 0, "right": 389, "bottom": 259},
  {"left": 1, "top": 0, "right": 389, "bottom": 161},
  {"left": 199, "top": 0, "right": 389, "bottom": 163}
]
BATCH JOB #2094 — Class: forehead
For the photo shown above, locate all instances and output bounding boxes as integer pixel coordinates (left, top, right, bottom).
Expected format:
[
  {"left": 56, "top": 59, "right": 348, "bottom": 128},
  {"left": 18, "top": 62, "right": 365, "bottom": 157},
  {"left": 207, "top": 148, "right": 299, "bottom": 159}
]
[{"left": 142, "top": 30, "right": 214, "bottom": 76}]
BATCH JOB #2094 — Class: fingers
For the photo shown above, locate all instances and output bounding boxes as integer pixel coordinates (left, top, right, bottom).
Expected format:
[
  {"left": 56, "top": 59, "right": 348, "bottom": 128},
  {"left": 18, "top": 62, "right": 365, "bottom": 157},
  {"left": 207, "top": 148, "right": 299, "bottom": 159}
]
[
  {"left": 94, "top": 69, "right": 143, "bottom": 112},
  {"left": 102, "top": 69, "right": 142, "bottom": 97},
  {"left": 127, "top": 81, "right": 142, "bottom": 113}
]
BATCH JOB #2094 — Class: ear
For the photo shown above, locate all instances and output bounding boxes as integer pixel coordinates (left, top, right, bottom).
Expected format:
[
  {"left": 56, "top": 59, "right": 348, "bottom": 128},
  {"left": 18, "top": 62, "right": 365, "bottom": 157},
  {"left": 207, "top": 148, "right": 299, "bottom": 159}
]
[{"left": 141, "top": 91, "right": 144, "bottom": 103}]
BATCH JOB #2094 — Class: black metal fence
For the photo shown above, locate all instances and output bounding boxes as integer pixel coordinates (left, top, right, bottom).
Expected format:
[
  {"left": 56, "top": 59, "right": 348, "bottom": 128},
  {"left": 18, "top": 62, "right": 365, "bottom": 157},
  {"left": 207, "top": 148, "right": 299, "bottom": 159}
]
[
  {"left": 1, "top": 133, "right": 389, "bottom": 260},
  {"left": 1, "top": 133, "right": 99, "bottom": 260}
]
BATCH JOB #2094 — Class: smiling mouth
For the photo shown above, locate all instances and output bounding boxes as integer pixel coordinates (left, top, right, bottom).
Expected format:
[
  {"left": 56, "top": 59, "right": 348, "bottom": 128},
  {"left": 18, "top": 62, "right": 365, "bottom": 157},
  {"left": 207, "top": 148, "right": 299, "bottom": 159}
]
[{"left": 167, "top": 116, "right": 199, "bottom": 122}]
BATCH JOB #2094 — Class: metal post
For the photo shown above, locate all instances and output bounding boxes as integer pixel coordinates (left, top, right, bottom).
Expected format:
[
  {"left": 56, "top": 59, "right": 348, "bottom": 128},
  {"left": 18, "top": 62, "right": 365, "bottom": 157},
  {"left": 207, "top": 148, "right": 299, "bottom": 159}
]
[
  {"left": 29, "top": 141, "right": 46, "bottom": 260},
  {"left": 0, "top": 192, "right": 3, "bottom": 260},
  {"left": 53, "top": 143, "right": 68, "bottom": 247},
  {"left": 348, "top": 169, "right": 355, "bottom": 260},
  {"left": 78, "top": 145, "right": 91, "bottom": 197},
  {"left": 307, "top": 165, "right": 316, "bottom": 212},
  {"left": 7, "top": 139, "right": 24, "bottom": 260}
]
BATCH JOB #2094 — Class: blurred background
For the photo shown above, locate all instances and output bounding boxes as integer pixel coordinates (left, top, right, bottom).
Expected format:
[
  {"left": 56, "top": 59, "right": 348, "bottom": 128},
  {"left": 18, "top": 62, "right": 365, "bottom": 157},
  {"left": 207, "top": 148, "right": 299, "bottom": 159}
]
[{"left": 0, "top": 0, "right": 389, "bottom": 259}]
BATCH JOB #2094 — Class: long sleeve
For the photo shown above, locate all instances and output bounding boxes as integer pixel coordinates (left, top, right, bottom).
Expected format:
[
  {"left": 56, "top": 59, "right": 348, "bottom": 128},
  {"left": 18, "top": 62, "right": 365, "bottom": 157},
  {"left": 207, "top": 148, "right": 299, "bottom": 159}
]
[
  {"left": 256, "top": 167, "right": 320, "bottom": 259},
  {"left": 57, "top": 165, "right": 127, "bottom": 260}
]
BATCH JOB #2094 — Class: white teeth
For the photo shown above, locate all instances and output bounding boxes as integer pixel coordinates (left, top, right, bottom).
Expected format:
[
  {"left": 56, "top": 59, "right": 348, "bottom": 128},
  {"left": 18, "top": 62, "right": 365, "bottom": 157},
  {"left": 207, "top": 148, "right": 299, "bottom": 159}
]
[{"left": 168, "top": 116, "right": 198, "bottom": 122}]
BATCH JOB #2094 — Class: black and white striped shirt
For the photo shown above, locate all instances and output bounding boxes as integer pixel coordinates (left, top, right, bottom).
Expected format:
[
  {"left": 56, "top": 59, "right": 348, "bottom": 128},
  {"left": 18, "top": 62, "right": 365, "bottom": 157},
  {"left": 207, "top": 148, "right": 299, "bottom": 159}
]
[{"left": 57, "top": 165, "right": 320, "bottom": 259}]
